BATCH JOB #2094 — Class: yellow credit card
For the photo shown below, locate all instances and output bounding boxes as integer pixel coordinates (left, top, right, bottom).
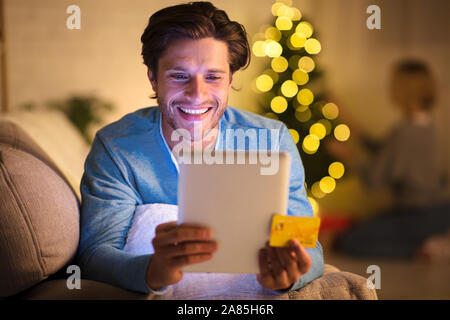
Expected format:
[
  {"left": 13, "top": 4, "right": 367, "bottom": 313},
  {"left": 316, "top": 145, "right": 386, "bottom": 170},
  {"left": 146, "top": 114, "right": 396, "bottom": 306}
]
[{"left": 269, "top": 214, "right": 321, "bottom": 248}]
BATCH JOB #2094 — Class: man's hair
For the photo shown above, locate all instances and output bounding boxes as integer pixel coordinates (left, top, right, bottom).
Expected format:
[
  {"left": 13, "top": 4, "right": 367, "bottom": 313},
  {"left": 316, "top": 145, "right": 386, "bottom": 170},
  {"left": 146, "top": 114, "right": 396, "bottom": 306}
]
[
  {"left": 392, "top": 59, "right": 437, "bottom": 110},
  {"left": 141, "top": 1, "right": 251, "bottom": 78}
]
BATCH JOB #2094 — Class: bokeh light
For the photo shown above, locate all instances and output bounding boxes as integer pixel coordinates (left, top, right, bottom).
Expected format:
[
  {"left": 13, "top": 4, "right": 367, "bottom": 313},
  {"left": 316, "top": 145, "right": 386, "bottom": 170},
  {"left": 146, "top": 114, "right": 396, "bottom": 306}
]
[
  {"left": 298, "top": 56, "right": 315, "bottom": 73},
  {"left": 334, "top": 124, "right": 351, "bottom": 141},
  {"left": 318, "top": 119, "right": 332, "bottom": 135},
  {"left": 252, "top": 40, "right": 266, "bottom": 57},
  {"left": 289, "top": 129, "right": 300, "bottom": 144},
  {"left": 263, "top": 69, "right": 279, "bottom": 83},
  {"left": 297, "top": 88, "right": 314, "bottom": 106},
  {"left": 265, "top": 27, "right": 282, "bottom": 41},
  {"left": 322, "top": 102, "right": 339, "bottom": 119},
  {"left": 295, "top": 107, "right": 311, "bottom": 122},
  {"left": 304, "top": 38, "right": 321, "bottom": 54},
  {"left": 271, "top": 2, "right": 284, "bottom": 16},
  {"left": 271, "top": 56, "right": 289, "bottom": 73},
  {"left": 320, "top": 176, "right": 336, "bottom": 194},
  {"left": 295, "top": 21, "right": 313, "bottom": 38},
  {"left": 255, "top": 74, "right": 274, "bottom": 92},
  {"left": 308, "top": 196, "right": 320, "bottom": 217},
  {"left": 270, "top": 96, "right": 288, "bottom": 113},
  {"left": 311, "top": 182, "right": 326, "bottom": 199},
  {"left": 288, "top": 55, "right": 301, "bottom": 70},
  {"left": 302, "top": 134, "right": 320, "bottom": 154},
  {"left": 291, "top": 7, "right": 302, "bottom": 21},
  {"left": 309, "top": 122, "right": 326, "bottom": 140},
  {"left": 289, "top": 33, "right": 306, "bottom": 48},
  {"left": 281, "top": 80, "right": 298, "bottom": 98},
  {"left": 265, "top": 41, "right": 283, "bottom": 57},
  {"left": 275, "top": 16, "right": 293, "bottom": 30},
  {"left": 328, "top": 162, "right": 345, "bottom": 179},
  {"left": 292, "top": 69, "right": 309, "bottom": 85}
]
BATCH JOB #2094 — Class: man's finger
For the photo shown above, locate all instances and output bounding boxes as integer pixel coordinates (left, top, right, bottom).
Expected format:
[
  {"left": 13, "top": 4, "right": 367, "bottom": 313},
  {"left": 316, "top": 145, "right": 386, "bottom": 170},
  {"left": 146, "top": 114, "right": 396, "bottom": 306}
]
[
  {"left": 155, "top": 221, "right": 178, "bottom": 234},
  {"left": 171, "top": 253, "right": 215, "bottom": 268},
  {"left": 153, "top": 226, "right": 213, "bottom": 247},
  {"left": 160, "top": 241, "right": 218, "bottom": 258},
  {"left": 289, "top": 239, "right": 312, "bottom": 274},
  {"left": 275, "top": 247, "right": 301, "bottom": 284}
]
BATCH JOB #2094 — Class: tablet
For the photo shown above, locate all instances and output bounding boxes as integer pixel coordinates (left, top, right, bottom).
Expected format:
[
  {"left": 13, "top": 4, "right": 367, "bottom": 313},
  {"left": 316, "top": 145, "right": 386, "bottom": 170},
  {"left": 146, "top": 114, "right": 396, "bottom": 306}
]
[{"left": 178, "top": 151, "right": 291, "bottom": 274}]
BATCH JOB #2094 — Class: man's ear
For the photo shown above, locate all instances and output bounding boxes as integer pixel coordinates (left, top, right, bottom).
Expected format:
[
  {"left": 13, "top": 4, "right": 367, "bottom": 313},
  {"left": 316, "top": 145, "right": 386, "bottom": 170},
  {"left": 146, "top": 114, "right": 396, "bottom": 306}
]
[{"left": 147, "top": 68, "right": 158, "bottom": 93}]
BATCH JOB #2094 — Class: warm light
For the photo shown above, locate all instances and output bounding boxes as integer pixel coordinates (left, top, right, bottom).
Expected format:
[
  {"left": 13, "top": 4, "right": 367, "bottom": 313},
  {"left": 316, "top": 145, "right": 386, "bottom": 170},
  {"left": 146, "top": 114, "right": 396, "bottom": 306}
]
[
  {"left": 297, "top": 88, "right": 314, "bottom": 106},
  {"left": 255, "top": 74, "right": 274, "bottom": 92},
  {"left": 264, "top": 112, "right": 278, "bottom": 120},
  {"left": 298, "top": 56, "right": 315, "bottom": 73},
  {"left": 265, "top": 27, "right": 282, "bottom": 41},
  {"left": 318, "top": 119, "right": 332, "bottom": 135},
  {"left": 263, "top": 69, "right": 279, "bottom": 83},
  {"left": 329, "top": 162, "right": 345, "bottom": 179},
  {"left": 295, "top": 107, "right": 311, "bottom": 122},
  {"left": 277, "top": 5, "right": 294, "bottom": 19},
  {"left": 334, "top": 124, "right": 351, "bottom": 142},
  {"left": 296, "top": 21, "right": 313, "bottom": 38},
  {"left": 302, "top": 134, "right": 320, "bottom": 154},
  {"left": 309, "top": 123, "right": 326, "bottom": 140},
  {"left": 271, "top": 56, "right": 289, "bottom": 73},
  {"left": 271, "top": 2, "right": 284, "bottom": 16},
  {"left": 311, "top": 182, "right": 326, "bottom": 199},
  {"left": 252, "top": 41, "right": 266, "bottom": 57},
  {"left": 275, "top": 16, "right": 293, "bottom": 31},
  {"left": 277, "top": 0, "right": 293, "bottom": 7},
  {"left": 322, "top": 103, "right": 339, "bottom": 119},
  {"left": 292, "top": 69, "right": 309, "bottom": 85},
  {"left": 289, "top": 33, "right": 306, "bottom": 48},
  {"left": 265, "top": 41, "right": 283, "bottom": 57},
  {"left": 289, "top": 129, "right": 300, "bottom": 144},
  {"left": 304, "top": 38, "right": 321, "bottom": 54},
  {"left": 281, "top": 80, "right": 298, "bottom": 98},
  {"left": 308, "top": 196, "right": 320, "bottom": 217},
  {"left": 271, "top": 96, "right": 288, "bottom": 113},
  {"left": 320, "top": 176, "right": 336, "bottom": 194},
  {"left": 291, "top": 8, "right": 302, "bottom": 21},
  {"left": 288, "top": 55, "right": 301, "bottom": 70}
]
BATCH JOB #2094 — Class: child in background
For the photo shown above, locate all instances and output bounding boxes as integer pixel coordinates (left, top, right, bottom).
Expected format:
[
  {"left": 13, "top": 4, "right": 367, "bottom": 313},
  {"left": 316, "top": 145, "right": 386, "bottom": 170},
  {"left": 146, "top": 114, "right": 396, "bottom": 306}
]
[{"left": 327, "top": 59, "right": 450, "bottom": 261}]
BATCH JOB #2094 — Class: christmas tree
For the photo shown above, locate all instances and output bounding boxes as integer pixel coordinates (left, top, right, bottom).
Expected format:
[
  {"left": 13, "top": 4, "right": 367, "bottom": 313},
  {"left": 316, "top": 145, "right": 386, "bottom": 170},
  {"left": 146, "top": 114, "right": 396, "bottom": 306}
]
[{"left": 252, "top": 0, "right": 350, "bottom": 214}]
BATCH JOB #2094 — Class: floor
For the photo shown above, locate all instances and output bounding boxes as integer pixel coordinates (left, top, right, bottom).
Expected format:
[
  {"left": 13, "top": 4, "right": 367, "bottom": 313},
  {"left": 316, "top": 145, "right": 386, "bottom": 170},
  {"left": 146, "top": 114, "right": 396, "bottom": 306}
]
[{"left": 323, "top": 250, "right": 450, "bottom": 300}]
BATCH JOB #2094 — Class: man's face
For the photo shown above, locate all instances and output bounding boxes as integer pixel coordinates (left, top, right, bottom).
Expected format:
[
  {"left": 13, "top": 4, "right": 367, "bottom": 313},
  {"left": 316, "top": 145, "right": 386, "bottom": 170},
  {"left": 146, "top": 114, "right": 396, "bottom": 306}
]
[{"left": 148, "top": 37, "right": 233, "bottom": 143}]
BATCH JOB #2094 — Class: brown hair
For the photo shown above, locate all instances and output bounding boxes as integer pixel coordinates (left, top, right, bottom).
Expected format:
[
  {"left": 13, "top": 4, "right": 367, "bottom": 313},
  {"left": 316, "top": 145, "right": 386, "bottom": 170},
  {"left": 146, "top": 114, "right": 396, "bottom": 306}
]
[
  {"left": 391, "top": 59, "right": 437, "bottom": 110},
  {"left": 141, "top": 1, "right": 250, "bottom": 78}
]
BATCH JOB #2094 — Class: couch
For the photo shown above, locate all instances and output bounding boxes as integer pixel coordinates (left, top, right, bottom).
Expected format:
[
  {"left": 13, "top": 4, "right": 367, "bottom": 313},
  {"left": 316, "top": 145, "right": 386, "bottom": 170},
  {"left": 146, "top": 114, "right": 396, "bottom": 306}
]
[{"left": 0, "top": 111, "right": 378, "bottom": 300}]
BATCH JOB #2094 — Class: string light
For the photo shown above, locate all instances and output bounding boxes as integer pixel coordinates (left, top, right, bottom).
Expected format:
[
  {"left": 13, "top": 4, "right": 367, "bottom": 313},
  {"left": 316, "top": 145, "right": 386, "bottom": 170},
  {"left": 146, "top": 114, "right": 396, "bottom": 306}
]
[
  {"left": 292, "top": 69, "right": 309, "bottom": 85},
  {"left": 271, "top": 96, "right": 288, "bottom": 113},
  {"left": 281, "top": 80, "right": 298, "bottom": 98},
  {"left": 334, "top": 124, "right": 351, "bottom": 141},
  {"left": 311, "top": 182, "right": 326, "bottom": 199},
  {"left": 289, "top": 129, "right": 300, "bottom": 144},
  {"left": 328, "top": 162, "right": 345, "bottom": 179},
  {"left": 295, "top": 107, "right": 311, "bottom": 122},
  {"left": 296, "top": 22, "right": 313, "bottom": 38},
  {"left": 289, "top": 33, "right": 306, "bottom": 48},
  {"left": 255, "top": 74, "right": 274, "bottom": 92},
  {"left": 319, "top": 176, "right": 336, "bottom": 193},
  {"left": 309, "top": 122, "right": 326, "bottom": 140},
  {"left": 308, "top": 196, "right": 320, "bottom": 217},
  {"left": 252, "top": 41, "right": 266, "bottom": 57},
  {"left": 298, "top": 56, "right": 315, "bottom": 73},
  {"left": 302, "top": 134, "right": 320, "bottom": 154},
  {"left": 322, "top": 103, "right": 339, "bottom": 119},
  {"left": 304, "top": 38, "right": 321, "bottom": 54},
  {"left": 297, "top": 88, "right": 314, "bottom": 106},
  {"left": 275, "top": 16, "right": 293, "bottom": 30},
  {"left": 265, "top": 41, "right": 283, "bottom": 57},
  {"left": 271, "top": 56, "right": 289, "bottom": 73},
  {"left": 265, "top": 27, "right": 282, "bottom": 41}
]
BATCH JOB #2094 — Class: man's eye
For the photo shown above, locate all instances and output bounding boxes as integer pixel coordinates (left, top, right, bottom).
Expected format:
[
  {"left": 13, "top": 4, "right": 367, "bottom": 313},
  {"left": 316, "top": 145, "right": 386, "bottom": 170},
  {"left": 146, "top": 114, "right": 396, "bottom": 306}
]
[
  {"left": 171, "top": 74, "right": 188, "bottom": 80},
  {"left": 206, "top": 76, "right": 221, "bottom": 81}
]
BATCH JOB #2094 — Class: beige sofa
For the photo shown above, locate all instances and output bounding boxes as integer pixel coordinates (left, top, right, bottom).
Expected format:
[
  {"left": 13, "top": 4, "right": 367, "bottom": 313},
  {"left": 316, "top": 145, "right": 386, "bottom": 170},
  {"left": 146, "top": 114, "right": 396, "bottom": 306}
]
[{"left": 0, "top": 111, "right": 377, "bottom": 300}]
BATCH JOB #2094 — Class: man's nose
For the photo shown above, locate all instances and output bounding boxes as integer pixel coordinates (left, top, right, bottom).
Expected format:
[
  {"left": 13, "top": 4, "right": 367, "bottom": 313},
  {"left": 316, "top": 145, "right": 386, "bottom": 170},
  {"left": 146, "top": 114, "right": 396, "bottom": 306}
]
[{"left": 184, "top": 76, "right": 208, "bottom": 103}]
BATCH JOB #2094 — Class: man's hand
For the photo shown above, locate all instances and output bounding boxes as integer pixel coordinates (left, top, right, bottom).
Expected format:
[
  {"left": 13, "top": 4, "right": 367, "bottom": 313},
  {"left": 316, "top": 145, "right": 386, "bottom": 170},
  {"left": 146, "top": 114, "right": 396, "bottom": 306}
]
[
  {"left": 257, "top": 239, "right": 312, "bottom": 291},
  {"left": 146, "top": 221, "right": 218, "bottom": 290}
]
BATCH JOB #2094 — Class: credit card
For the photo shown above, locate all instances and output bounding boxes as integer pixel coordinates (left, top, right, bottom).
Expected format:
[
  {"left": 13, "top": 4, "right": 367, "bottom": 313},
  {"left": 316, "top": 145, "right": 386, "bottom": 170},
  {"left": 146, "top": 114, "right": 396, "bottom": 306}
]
[{"left": 269, "top": 214, "right": 321, "bottom": 248}]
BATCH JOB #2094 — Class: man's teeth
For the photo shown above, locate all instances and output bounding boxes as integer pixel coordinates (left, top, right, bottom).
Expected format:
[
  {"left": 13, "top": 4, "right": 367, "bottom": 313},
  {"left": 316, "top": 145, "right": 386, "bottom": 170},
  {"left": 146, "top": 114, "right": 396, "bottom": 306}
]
[{"left": 179, "top": 107, "right": 209, "bottom": 115}]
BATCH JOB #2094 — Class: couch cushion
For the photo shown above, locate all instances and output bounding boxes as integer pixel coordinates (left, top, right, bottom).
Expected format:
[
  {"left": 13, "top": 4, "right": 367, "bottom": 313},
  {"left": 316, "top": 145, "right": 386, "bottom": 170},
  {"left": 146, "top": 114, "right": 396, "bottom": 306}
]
[{"left": 0, "top": 146, "right": 79, "bottom": 297}]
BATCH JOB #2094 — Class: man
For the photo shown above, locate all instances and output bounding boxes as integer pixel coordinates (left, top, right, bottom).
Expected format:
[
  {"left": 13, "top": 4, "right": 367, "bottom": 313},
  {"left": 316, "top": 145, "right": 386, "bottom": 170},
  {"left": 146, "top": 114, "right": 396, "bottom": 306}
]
[{"left": 77, "top": 1, "right": 324, "bottom": 294}]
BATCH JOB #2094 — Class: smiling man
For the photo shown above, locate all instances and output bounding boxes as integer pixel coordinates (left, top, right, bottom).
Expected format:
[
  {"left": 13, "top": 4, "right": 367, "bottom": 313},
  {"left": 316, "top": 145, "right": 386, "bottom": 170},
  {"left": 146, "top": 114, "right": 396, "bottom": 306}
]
[{"left": 77, "top": 1, "right": 324, "bottom": 295}]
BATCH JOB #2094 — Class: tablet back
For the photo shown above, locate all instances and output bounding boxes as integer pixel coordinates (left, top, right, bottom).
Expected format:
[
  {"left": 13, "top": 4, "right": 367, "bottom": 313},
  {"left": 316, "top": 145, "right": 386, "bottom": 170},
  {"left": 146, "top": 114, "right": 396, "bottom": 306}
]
[{"left": 178, "top": 151, "right": 290, "bottom": 274}]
